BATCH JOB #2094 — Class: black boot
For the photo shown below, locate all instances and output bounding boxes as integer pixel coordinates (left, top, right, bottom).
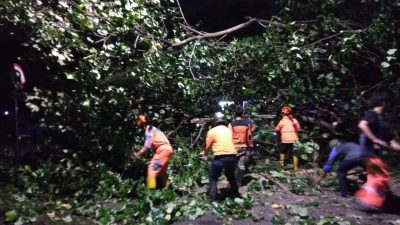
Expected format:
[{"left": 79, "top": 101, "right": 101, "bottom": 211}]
[
  {"left": 209, "top": 182, "right": 218, "bottom": 202},
  {"left": 229, "top": 180, "right": 241, "bottom": 199},
  {"left": 236, "top": 169, "right": 245, "bottom": 187},
  {"left": 231, "top": 186, "right": 242, "bottom": 199}
]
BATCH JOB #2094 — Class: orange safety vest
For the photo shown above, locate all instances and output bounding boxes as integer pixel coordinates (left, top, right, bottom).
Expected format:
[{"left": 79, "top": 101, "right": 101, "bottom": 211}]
[
  {"left": 275, "top": 116, "right": 300, "bottom": 143},
  {"left": 228, "top": 118, "right": 254, "bottom": 148},
  {"left": 355, "top": 156, "right": 389, "bottom": 209}
]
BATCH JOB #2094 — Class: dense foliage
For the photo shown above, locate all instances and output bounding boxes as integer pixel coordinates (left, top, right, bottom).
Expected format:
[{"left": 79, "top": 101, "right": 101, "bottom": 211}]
[{"left": 1, "top": 0, "right": 399, "bottom": 224}]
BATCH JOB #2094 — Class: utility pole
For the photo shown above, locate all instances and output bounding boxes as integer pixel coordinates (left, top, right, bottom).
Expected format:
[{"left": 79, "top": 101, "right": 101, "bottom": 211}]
[
  {"left": 14, "top": 96, "right": 20, "bottom": 163},
  {"left": 10, "top": 63, "right": 26, "bottom": 163}
]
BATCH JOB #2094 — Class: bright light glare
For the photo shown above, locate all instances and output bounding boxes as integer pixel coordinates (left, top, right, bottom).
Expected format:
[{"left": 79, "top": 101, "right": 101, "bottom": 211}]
[
  {"left": 4, "top": 111, "right": 9, "bottom": 116},
  {"left": 218, "top": 101, "right": 234, "bottom": 110}
]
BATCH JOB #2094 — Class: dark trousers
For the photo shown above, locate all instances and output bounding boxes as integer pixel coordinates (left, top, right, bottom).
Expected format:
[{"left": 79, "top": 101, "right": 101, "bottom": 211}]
[
  {"left": 279, "top": 143, "right": 298, "bottom": 157},
  {"left": 209, "top": 155, "right": 239, "bottom": 197},
  {"left": 337, "top": 158, "right": 364, "bottom": 196}
]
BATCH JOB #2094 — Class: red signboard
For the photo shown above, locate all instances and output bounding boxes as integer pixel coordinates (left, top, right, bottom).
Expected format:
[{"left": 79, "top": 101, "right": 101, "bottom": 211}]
[{"left": 11, "top": 63, "right": 26, "bottom": 91}]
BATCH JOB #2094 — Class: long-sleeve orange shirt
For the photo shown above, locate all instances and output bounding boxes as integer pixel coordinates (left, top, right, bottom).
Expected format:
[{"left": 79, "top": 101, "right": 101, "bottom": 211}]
[
  {"left": 205, "top": 125, "right": 237, "bottom": 156},
  {"left": 275, "top": 116, "right": 300, "bottom": 143}
]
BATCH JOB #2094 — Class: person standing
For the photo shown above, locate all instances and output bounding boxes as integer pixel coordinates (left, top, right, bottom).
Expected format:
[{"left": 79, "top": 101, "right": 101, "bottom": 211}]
[
  {"left": 132, "top": 114, "right": 173, "bottom": 189},
  {"left": 228, "top": 106, "right": 254, "bottom": 186},
  {"left": 275, "top": 105, "right": 301, "bottom": 171},
  {"left": 355, "top": 93, "right": 400, "bottom": 211},
  {"left": 202, "top": 112, "right": 240, "bottom": 201},
  {"left": 314, "top": 140, "right": 364, "bottom": 197}
]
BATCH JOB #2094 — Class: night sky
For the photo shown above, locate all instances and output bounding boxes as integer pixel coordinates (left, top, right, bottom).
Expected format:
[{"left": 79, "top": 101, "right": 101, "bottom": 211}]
[{"left": 179, "top": 0, "right": 275, "bottom": 33}]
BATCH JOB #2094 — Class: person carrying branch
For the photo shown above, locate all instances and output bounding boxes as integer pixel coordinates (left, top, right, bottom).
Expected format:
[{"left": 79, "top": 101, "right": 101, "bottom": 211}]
[
  {"left": 132, "top": 114, "right": 173, "bottom": 189},
  {"left": 355, "top": 92, "right": 400, "bottom": 211},
  {"left": 201, "top": 112, "right": 240, "bottom": 201},
  {"left": 228, "top": 106, "right": 254, "bottom": 186},
  {"left": 275, "top": 105, "right": 301, "bottom": 171},
  {"left": 314, "top": 140, "right": 364, "bottom": 197}
]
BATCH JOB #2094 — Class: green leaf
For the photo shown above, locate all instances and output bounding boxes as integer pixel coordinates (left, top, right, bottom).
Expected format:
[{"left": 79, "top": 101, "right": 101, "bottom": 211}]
[
  {"left": 387, "top": 49, "right": 397, "bottom": 55},
  {"left": 381, "top": 62, "right": 390, "bottom": 68},
  {"left": 165, "top": 203, "right": 176, "bottom": 214},
  {"left": 297, "top": 207, "right": 308, "bottom": 217},
  {"left": 62, "top": 215, "right": 73, "bottom": 223},
  {"left": 5, "top": 210, "right": 17, "bottom": 222}
]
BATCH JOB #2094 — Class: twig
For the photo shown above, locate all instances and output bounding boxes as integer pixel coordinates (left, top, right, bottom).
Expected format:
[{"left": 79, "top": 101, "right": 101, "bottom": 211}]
[
  {"left": 302, "top": 29, "right": 363, "bottom": 48},
  {"left": 258, "top": 22, "right": 267, "bottom": 28},
  {"left": 360, "top": 79, "right": 389, "bottom": 96},
  {"left": 94, "top": 31, "right": 116, "bottom": 44},
  {"left": 133, "top": 27, "right": 172, "bottom": 45},
  {"left": 133, "top": 35, "right": 140, "bottom": 50},
  {"left": 217, "top": 34, "right": 228, "bottom": 42},
  {"left": 179, "top": 23, "right": 206, "bottom": 35},
  {"left": 352, "top": 73, "right": 359, "bottom": 94},
  {"left": 167, "top": 120, "right": 185, "bottom": 137},
  {"left": 293, "top": 19, "right": 318, "bottom": 24},
  {"left": 188, "top": 41, "right": 198, "bottom": 80},
  {"left": 190, "top": 123, "right": 206, "bottom": 148},
  {"left": 176, "top": 0, "right": 190, "bottom": 27}
]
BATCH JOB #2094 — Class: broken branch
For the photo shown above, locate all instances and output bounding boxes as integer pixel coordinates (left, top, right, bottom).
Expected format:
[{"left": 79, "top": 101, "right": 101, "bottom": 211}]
[{"left": 171, "top": 18, "right": 284, "bottom": 47}]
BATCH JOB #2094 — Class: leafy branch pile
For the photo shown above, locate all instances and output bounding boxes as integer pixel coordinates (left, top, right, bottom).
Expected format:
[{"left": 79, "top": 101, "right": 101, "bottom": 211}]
[{"left": 0, "top": 143, "right": 212, "bottom": 224}]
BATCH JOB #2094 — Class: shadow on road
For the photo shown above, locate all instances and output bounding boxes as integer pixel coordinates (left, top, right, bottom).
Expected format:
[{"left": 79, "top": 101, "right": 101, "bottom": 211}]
[{"left": 382, "top": 193, "right": 400, "bottom": 215}]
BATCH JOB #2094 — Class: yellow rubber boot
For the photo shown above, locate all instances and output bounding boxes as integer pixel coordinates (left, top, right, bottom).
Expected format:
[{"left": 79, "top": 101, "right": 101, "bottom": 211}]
[
  {"left": 160, "top": 174, "right": 170, "bottom": 190},
  {"left": 164, "top": 178, "right": 170, "bottom": 190},
  {"left": 279, "top": 154, "right": 285, "bottom": 167},
  {"left": 293, "top": 156, "right": 299, "bottom": 172},
  {"left": 146, "top": 176, "right": 157, "bottom": 189}
]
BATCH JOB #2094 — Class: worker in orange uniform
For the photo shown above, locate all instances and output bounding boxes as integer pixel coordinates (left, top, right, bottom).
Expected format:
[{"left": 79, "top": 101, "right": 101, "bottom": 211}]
[
  {"left": 355, "top": 93, "right": 400, "bottom": 211},
  {"left": 275, "top": 105, "right": 301, "bottom": 171},
  {"left": 202, "top": 112, "right": 240, "bottom": 201},
  {"left": 228, "top": 106, "right": 254, "bottom": 186},
  {"left": 132, "top": 114, "right": 174, "bottom": 189}
]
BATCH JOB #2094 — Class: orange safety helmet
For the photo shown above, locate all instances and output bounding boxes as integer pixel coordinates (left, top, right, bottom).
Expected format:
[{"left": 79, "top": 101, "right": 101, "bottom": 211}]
[
  {"left": 281, "top": 106, "right": 292, "bottom": 115},
  {"left": 136, "top": 114, "right": 148, "bottom": 127}
]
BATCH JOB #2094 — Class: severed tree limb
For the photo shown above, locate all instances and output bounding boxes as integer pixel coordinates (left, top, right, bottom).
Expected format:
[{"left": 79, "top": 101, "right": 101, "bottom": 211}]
[
  {"left": 299, "top": 116, "right": 343, "bottom": 136},
  {"left": 190, "top": 118, "right": 212, "bottom": 124},
  {"left": 171, "top": 18, "right": 284, "bottom": 47},
  {"left": 192, "top": 115, "right": 342, "bottom": 136},
  {"left": 253, "top": 114, "right": 343, "bottom": 136},
  {"left": 249, "top": 172, "right": 295, "bottom": 195}
]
